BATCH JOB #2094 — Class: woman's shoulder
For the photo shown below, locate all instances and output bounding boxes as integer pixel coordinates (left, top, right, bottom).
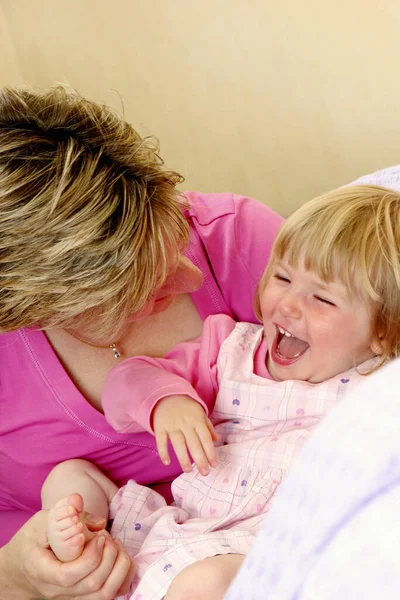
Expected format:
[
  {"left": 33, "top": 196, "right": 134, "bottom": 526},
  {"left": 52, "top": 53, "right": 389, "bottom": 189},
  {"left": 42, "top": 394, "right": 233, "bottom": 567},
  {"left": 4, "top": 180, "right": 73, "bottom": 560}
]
[
  {"left": 0, "top": 329, "right": 34, "bottom": 370},
  {"left": 184, "top": 190, "right": 283, "bottom": 228},
  {"left": 184, "top": 191, "right": 283, "bottom": 265},
  {"left": 184, "top": 190, "right": 283, "bottom": 272},
  {"left": 184, "top": 191, "right": 284, "bottom": 322}
]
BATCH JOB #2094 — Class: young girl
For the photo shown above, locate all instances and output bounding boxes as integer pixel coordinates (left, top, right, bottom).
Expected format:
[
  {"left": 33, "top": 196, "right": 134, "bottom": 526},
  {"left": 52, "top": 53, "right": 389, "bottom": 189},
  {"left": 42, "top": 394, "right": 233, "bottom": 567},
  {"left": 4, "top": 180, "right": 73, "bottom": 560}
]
[{"left": 41, "top": 184, "right": 400, "bottom": 600}]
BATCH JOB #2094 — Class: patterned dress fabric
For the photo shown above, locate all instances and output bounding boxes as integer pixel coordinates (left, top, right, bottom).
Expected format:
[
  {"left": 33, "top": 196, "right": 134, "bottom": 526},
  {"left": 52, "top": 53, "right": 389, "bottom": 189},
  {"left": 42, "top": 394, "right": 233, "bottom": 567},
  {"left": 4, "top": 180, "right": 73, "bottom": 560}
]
[
  {"left": 110, "top": 323, "right": 370, "bottom": 600},
  {"left": 225, "top": 357, "right": 400, "bottom": 600}
]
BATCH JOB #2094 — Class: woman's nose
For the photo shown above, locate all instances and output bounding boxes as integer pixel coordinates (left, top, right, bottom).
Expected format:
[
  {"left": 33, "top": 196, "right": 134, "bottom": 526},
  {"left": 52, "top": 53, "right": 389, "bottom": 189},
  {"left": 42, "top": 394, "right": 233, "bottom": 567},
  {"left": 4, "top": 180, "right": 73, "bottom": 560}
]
[{"left": 278, "top": 292, "right": 302, "bottom": 319}]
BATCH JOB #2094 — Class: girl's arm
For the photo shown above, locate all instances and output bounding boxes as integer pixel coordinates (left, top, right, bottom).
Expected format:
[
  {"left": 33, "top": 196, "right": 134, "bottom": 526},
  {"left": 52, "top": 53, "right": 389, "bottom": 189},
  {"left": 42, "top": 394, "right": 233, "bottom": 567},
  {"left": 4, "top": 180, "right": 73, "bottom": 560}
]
[
  {"left": 102, "top": 314, "right": 236, "bottom": 473},
  {"left": 102, "top": 314, "right": 236, "bottom": 434}
]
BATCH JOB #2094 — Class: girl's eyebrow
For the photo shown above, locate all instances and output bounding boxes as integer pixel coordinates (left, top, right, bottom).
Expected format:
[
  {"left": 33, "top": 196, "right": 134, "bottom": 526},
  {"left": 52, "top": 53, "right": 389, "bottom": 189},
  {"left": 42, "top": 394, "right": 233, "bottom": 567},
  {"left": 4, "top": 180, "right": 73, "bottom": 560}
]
[
  {"left": 274, "top": 260, "right": 289, "bottom": 270},
  {"left": 313, "top": 277, "right": 351, "bottom": 301},
  {"left": 275, "top": 260, "right": 348, "bottom": 298},
  {"left": 310, "top": 276, "right": 341, "bottom": 294},
  {"left": 314, "top": 280, "right": 329, "bottom": 291}
]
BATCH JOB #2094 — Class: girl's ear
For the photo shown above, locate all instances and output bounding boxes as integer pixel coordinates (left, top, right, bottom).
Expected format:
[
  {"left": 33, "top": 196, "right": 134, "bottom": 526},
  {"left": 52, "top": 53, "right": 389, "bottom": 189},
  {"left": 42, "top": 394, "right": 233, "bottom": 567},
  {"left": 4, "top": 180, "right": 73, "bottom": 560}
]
[{"left": 370, "top": 336, "right": 385, "bottom": 356}]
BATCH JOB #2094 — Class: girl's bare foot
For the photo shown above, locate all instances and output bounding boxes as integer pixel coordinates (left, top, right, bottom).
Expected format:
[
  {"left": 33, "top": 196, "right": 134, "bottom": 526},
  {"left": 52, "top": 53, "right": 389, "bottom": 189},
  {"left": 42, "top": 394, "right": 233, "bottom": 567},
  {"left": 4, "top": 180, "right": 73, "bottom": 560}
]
[{"left": 47, "top": 493, "right": 99, "bottom": 562}]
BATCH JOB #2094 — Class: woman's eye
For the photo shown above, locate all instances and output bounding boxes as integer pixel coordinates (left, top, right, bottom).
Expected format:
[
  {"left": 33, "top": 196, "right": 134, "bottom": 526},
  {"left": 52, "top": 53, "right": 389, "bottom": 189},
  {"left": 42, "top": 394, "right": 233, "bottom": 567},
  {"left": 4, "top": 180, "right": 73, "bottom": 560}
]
[{"left": 315, "top": 296, "right": 336, "bottom": 306}]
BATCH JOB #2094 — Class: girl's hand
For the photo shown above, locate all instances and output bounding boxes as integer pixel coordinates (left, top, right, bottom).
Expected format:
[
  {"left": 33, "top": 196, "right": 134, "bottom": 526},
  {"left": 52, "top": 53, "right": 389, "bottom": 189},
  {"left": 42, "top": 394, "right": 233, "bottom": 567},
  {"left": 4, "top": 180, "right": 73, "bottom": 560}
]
[
  {"left": 152, "top": 395, "right": 219, "bottom": 476},
  {"left": 1, "top": 509, "right": 135, "bottom": 600}
]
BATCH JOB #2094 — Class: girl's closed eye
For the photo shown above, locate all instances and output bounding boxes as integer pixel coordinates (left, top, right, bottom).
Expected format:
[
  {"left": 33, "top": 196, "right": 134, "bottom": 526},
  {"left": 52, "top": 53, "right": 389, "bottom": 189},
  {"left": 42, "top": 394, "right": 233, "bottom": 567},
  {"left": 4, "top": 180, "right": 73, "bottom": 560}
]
[
  {"left": 274, "top": 272, "right": 291, "bottom": 283},
  {"left": 315, "top": 295, "right": 336, "bottom": 307}
]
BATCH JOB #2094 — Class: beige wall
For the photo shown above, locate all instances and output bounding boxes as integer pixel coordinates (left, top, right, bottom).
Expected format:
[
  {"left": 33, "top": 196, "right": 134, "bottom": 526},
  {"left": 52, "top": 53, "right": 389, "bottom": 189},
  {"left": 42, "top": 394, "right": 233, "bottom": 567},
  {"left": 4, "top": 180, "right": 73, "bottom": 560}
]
[
  {"left": 0, "top": 5, "right": 22, "bottom": 84},
  {"left": 1, "top": 0, "right": 400, "bottom": 215}
]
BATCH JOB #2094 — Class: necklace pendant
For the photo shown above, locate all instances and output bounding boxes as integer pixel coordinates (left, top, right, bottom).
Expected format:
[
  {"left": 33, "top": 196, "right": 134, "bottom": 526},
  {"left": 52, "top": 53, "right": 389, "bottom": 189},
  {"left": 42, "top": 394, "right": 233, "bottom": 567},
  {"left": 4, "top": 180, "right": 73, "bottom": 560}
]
[{"left": 110, "top": 343, "right": 121, "bottom": 359}]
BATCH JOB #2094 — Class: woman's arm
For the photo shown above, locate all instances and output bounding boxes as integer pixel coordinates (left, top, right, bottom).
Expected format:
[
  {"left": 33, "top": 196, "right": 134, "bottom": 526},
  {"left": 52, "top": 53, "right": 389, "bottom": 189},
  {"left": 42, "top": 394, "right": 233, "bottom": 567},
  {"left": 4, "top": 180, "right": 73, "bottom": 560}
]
[{"left": 0, "top": 510, "right": 134, "bottom": 599}]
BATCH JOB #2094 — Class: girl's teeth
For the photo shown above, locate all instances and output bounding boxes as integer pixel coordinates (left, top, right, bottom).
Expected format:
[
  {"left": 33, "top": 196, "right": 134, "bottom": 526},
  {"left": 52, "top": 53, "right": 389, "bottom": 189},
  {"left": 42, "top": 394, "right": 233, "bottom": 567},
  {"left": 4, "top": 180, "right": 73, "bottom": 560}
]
[{"left": 278, "top": 326, "right": 292, "bottom": 337}]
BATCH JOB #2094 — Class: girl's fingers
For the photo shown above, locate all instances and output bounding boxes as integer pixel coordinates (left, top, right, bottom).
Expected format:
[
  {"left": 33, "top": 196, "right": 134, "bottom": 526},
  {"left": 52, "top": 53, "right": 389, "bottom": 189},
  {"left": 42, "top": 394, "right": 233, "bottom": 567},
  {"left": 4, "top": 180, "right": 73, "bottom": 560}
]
[
  {"left": 197, "top": 424, "right": 218, "bottom": 467},
  {"left": 183, "top": 429, "right": 210, "bottom": 476},
  {"left": 155, "top": 429, "right": 171, "bottom": 466},
  {"left": 169, "top": 430, "right": 193, "bottom": 473},
  {"left": 207, "top": 418, "right": 220, "bottom": 442}
]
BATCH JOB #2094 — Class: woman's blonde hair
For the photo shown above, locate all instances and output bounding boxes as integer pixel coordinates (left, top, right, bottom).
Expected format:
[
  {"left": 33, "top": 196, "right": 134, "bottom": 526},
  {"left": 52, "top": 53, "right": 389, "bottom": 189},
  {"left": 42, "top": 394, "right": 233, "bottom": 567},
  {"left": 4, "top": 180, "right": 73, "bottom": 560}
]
[
  {"left": 254, "top": 184, "right": 400, "bottom": 366},
  {"left": 0, "top": 84, "right": 189, "bottom": 339}
]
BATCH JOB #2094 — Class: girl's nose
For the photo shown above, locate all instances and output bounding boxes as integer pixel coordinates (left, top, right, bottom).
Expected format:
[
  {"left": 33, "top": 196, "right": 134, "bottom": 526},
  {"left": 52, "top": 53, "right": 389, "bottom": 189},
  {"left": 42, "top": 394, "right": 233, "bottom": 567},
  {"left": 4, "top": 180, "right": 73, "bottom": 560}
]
[{"left": 278, "top": 292, "right": 302, "bottom": 319}]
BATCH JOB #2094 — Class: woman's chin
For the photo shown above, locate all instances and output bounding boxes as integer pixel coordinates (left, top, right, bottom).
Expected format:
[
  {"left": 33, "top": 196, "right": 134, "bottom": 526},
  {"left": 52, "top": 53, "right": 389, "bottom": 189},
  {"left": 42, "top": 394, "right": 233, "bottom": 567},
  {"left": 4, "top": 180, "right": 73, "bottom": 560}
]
[
  {"left": 152, "top": 296, "right": 174, "bottom": 315},
  {"left": 127, "top": 295, "right": 175, "bottom": 324}
]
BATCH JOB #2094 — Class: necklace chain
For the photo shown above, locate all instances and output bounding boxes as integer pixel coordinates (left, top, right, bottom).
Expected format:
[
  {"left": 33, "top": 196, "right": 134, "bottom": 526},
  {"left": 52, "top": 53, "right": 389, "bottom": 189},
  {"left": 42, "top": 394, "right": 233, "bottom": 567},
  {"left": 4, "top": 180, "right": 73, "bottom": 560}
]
[{"left": 64, "top": 329, "right": 121, "bottom": 359}]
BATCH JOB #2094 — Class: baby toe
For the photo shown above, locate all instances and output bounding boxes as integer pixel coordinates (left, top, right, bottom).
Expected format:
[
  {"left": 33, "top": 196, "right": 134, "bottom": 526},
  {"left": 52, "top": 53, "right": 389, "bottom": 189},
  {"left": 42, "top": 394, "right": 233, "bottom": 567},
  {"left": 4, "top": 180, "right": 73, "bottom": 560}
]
[{"left": 57, "top": 514, "right": 80, "bottom": 532}]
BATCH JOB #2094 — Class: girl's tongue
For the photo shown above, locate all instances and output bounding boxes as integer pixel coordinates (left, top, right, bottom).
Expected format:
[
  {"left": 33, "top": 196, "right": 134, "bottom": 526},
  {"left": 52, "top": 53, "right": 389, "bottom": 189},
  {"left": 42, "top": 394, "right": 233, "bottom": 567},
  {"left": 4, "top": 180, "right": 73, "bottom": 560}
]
[{"left": 277, "top": 330, "right": 309, "bottom": 359}]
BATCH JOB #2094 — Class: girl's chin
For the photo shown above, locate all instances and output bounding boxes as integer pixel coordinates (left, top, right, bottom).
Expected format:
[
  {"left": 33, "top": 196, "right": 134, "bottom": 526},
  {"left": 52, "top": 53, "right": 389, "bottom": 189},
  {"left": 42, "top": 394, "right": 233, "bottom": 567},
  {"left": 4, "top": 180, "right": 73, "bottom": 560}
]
[{"left": 267, "top": 357, "right": 304, "bottom": 382}]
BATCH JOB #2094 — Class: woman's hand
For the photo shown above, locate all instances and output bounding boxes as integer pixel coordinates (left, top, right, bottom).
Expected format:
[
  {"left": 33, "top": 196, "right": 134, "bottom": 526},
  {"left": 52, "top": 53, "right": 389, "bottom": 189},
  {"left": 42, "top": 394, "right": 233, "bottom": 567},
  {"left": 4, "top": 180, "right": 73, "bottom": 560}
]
[
  {"left": 152, "top": 395, "right": 219, "bottom": 476},
  {"left": 1, "top": 509, "right": 135, "bottom": 600}
]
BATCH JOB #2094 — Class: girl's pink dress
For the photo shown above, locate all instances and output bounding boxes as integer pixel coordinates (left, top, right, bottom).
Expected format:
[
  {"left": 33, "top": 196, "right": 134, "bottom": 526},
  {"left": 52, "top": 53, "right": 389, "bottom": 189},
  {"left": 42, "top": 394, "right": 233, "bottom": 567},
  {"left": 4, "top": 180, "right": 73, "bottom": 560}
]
[{"left": 103, "top": 316, "right": 373, "bottom": 600}]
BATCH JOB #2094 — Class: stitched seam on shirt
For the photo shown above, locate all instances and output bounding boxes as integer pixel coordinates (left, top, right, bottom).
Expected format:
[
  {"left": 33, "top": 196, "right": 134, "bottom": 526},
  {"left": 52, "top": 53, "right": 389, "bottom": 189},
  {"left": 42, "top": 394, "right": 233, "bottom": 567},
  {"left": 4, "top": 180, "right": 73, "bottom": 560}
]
[
  {"left": 233, "top": 196, "right": 259, "bottom": 288},
  {"left": 19, "top": 329, "right": 158, "bottom": 451},
  {"left": 186, "top": 242, "right": 222, "bottom": 314}
]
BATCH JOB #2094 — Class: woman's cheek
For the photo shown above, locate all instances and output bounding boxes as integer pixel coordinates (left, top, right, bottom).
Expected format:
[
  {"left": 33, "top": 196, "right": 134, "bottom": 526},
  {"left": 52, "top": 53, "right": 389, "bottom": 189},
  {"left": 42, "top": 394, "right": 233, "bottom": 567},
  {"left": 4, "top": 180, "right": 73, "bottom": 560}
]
[{"left": 127, "top": 301, "right": 155, "bottom": 322}]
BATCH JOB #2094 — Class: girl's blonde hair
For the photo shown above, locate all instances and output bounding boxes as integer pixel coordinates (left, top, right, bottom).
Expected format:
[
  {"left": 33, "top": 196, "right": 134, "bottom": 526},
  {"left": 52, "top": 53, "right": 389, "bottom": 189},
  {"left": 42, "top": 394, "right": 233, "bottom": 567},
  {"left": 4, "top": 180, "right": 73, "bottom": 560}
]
[
  {"left": 0, "top": 84, "right": 190, "bottom": 339},
  {"left": 255, "top": 185, "right": 400, "bottom": 366}
]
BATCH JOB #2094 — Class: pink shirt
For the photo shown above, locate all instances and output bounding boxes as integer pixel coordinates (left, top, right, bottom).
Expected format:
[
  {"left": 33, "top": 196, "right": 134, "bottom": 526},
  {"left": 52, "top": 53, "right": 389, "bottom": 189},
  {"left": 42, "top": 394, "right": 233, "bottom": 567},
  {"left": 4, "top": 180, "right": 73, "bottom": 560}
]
[{"left": 0, "top": 191, "right": 283, "bottom": 545}]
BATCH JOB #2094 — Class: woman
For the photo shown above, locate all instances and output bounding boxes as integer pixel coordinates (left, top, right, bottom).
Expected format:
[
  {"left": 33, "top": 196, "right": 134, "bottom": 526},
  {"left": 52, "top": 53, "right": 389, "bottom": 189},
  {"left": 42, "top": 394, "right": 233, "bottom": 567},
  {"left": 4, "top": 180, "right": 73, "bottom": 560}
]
[{"left": 0, "top": 85, "right": 283, "bottom": 599}]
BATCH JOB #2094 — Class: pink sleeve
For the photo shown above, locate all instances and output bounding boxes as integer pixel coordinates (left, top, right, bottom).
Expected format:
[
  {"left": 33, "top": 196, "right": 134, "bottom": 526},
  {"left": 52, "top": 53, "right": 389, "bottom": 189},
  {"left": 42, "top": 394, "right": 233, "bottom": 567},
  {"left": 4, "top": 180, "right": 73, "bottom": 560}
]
[
  {"left": 185, "top": 192, "right": 284, "bottom": 322},
  {"left": 102, "top": 314, "right": 236, "bottom": 434}
]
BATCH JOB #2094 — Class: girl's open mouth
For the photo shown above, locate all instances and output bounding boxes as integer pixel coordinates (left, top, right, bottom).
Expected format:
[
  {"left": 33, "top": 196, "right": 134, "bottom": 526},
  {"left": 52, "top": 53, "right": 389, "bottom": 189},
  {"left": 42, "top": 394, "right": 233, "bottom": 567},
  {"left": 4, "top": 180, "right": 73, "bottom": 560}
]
[{"left": 270, "top": 325, "right": 310, "bottom": 366}]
